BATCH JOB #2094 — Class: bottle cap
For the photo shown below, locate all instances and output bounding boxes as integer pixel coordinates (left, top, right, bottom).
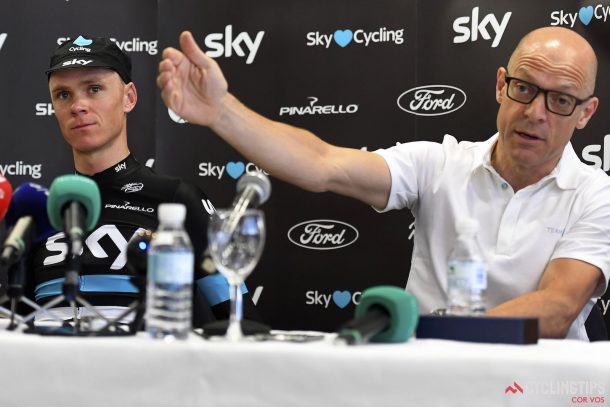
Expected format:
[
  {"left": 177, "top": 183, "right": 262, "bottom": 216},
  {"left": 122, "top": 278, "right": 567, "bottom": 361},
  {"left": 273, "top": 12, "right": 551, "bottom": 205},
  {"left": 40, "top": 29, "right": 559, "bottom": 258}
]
[{"left": 158, "top": 203, "right": 186, "bottom": 224}]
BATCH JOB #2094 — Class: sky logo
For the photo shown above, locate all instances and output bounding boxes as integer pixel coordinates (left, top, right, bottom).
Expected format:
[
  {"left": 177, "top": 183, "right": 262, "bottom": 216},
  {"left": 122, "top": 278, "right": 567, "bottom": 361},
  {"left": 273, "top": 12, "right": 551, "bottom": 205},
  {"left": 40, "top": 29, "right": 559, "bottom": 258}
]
[
  {"left": 550, "top": 4, "right": 610, "bottom": 27},
  {"left": 453, "top": 7, "right": 512, "bottom": 48},
  {"left": 305, "top": 290, "right": 361, "bottom": 308},
  {"left": 582, "top": 134, "right": 610, "bottom": 171},
  {"left": 204, "top": 25, "right": 264, "bottom": 64},
  {"left": 306, "top": 27, "right": 404, "bottom": 48},
  {"left": 73, "top": 35, "right": 93, "bottom": 46},
  {"left": 198, "top": 161, "right": 267, "bottom": 179}
]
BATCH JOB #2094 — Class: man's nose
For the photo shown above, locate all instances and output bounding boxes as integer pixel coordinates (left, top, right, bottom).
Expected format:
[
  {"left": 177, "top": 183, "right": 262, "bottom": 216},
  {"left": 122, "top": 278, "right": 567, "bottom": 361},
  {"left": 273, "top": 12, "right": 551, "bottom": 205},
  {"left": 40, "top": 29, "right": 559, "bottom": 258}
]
[
  {"left": 524, "top": 92, "right": 547, "bottom": 121},
  {"left": 70, "top": 95, "right": 88, "bottom": 114}
]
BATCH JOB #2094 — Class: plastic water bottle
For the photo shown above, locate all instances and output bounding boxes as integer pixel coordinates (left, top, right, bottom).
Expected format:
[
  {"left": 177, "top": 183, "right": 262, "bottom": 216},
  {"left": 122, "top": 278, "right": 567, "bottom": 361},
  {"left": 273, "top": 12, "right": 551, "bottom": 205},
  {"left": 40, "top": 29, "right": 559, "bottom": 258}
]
[
  {"left": 447, "top": 218, "right": 487, "bottom": 315},
  {"left": 146, "top": 203, "right": 194, "bottom": 340}
]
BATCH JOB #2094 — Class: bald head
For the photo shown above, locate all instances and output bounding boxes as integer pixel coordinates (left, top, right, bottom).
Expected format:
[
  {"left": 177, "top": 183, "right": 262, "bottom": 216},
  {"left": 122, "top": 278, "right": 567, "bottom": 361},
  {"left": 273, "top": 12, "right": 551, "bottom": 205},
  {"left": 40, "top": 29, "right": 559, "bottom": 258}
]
[{"left": 507, "top": 27, "right": 597, "bottom": 96}]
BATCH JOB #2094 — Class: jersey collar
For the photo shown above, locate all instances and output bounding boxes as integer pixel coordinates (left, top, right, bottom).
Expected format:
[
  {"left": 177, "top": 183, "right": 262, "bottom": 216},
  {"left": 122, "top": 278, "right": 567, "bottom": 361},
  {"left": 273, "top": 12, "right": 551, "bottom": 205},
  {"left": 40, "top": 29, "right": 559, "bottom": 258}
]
[
  {"left": 76, "top": 154, "right": 140, "bottom": 182},
  {"left": 480, "top": 133, "right": 579, "bottom": 191}
]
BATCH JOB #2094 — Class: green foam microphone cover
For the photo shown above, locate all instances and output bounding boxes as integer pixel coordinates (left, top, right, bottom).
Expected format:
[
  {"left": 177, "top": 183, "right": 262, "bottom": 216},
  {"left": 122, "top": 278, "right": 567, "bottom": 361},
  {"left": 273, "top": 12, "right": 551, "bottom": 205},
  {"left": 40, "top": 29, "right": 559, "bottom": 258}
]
[
  {"left": 355, "top": 285, "right": 419, "bottom": 343},
  {"left": 47, "top": 174, "right": 101, "bottom": 232}
]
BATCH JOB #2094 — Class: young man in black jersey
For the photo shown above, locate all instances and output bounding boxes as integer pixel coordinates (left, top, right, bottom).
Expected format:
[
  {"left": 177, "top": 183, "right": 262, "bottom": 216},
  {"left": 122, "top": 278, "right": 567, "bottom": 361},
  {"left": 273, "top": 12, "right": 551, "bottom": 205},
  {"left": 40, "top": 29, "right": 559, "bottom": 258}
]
[{"left": 31, "top": 35, "right": 259, "bottom": 329}]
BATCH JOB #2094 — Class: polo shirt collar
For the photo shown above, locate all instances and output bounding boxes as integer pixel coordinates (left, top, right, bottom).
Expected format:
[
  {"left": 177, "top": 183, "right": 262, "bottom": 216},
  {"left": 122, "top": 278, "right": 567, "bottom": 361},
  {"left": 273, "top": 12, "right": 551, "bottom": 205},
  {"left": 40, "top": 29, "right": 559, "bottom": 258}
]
[{"left": 479, "top": 133, "right": 580, "bottom": 190}]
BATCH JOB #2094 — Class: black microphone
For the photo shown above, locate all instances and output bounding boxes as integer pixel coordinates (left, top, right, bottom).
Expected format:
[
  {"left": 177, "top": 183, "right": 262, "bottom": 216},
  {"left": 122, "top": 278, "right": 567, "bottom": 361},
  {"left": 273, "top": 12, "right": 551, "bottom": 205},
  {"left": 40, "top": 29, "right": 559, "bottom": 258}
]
[
  {"left": 337, "top": 286, "right": 419, "bottom": 345},
  {"left": 223, "top": 172, "right": 271, "bottom": 234},
  {"left": 126, "top": 229, "right": 153, "bottom": 280},
  {"left": 126, "top": 229, "right": 154, "bottom": 332},
  {"left": 0, "top": 217, "right": 34, "bottom": 270}
]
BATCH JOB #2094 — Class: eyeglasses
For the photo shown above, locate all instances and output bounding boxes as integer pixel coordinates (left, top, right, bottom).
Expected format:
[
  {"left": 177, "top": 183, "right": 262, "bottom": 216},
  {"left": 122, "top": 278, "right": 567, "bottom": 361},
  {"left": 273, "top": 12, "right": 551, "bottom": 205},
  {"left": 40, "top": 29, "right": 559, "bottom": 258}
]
[{"left": 504, "top": 75, "right": 593, "bottom": 116}]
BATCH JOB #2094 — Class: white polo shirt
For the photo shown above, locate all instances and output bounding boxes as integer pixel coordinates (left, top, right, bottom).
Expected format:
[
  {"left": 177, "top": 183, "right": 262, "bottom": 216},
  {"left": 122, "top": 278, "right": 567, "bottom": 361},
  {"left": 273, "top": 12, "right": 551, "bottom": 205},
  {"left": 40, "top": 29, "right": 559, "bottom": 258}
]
[{"left": 375, "top": 133, "right": 610, "bottom": 340}]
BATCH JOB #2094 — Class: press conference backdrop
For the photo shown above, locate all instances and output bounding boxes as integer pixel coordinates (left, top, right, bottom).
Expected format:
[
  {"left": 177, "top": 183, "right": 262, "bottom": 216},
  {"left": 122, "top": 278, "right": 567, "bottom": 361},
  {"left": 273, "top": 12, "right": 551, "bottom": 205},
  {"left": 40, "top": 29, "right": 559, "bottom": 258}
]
[{"left": 1, "top": 0, "right": 609, "bottom": 333}]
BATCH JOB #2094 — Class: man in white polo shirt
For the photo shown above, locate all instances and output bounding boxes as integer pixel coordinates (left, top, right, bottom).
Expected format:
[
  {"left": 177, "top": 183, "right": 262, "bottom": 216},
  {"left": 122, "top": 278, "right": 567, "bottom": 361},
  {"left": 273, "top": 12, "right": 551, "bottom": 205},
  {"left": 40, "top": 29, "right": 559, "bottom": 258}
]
[{"left": 156, "top": 26, "right": 609, "bottom": 340}]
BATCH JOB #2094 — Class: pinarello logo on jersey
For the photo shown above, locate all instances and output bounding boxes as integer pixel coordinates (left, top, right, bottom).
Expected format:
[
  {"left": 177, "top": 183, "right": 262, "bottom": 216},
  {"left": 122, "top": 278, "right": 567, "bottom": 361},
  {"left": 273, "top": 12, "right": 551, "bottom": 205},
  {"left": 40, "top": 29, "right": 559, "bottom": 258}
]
[{"left": 287, "top": 219, "right": 359, "bottom": 250}]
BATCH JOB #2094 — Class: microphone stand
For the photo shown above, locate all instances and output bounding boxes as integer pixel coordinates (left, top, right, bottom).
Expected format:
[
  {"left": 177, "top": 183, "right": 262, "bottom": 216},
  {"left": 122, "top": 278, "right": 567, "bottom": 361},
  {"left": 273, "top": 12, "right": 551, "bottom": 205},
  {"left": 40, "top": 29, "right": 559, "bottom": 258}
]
[
  {"left": 28, "top": 234, "right": 140, "bottom": 336},
  {"left": 23, "top": 239, "right": 103, "bottom": 334},
  {"left": 0, "top": 257, "right": 65, "bottom": 330},
  {"left": 28, "top": 228, "right": 129, "bottom": 335}
]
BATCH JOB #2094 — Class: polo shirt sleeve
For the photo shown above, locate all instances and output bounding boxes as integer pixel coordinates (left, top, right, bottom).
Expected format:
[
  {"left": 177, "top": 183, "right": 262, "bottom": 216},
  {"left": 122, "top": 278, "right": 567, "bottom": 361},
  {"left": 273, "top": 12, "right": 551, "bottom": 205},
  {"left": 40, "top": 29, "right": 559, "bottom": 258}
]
[
  {"left": 551, "top": 171, "right": 610, "bottom": 297},
  {"left": 373, "top": 136, "right": 452, "bottom": 212}
]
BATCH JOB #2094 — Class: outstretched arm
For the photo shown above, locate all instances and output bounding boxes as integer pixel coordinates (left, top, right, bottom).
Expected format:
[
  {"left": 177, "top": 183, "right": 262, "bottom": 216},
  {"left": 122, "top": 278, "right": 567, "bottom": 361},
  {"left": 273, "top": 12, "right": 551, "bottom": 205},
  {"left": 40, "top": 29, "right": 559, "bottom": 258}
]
[
  {"left": 487, "top": 258, "right": 604, "bottom": 338},
  {"left": 157, "top": 31, "right": 392, "bottom": 209}
]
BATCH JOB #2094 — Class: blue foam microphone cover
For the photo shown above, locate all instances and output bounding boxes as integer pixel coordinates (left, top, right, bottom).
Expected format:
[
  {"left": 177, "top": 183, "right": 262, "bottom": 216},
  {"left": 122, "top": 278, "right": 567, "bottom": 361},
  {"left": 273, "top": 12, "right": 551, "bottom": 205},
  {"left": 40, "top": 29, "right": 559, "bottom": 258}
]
[{"left": 5, "top": 182, "right": 55, "bottom": 242}]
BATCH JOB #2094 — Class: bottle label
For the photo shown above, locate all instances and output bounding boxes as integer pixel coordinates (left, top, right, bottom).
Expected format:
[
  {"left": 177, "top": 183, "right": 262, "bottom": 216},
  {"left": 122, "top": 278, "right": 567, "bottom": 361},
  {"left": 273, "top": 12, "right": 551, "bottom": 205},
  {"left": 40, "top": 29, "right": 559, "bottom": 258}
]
[
  {"left": 448, "top": 260, "right": 487, "bottom": 290},
  {"left": 148, "top": 251, "right": 194, "bottom": 284}
]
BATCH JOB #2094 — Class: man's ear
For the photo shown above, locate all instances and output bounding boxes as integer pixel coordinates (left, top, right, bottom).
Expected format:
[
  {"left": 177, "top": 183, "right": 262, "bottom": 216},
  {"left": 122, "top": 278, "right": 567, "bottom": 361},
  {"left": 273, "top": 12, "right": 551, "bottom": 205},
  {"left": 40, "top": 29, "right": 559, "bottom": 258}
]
[
  {"left": 124, "top": 82, "right": 137, "bottom": 113},
  {"left": 575, "top": 96, "right": 599, "bottom": 130},
  {"left": 496, "top": 67, "right": 506, "bottom": 105}
]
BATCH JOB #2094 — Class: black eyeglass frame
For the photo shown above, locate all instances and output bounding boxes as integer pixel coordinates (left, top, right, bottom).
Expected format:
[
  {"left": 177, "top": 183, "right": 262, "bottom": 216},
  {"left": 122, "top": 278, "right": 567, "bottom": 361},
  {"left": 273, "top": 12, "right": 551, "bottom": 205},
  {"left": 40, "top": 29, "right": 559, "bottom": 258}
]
[{"left": 504, "top": 74, "right": 594, "bottom": 116}]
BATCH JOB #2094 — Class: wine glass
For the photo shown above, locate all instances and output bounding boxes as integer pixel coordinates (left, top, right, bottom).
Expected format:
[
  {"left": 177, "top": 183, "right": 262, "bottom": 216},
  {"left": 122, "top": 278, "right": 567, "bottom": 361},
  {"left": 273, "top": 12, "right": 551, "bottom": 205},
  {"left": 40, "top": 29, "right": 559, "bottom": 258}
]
[{"left": 207, "top": 209, "right": 265, "bottom": 341}]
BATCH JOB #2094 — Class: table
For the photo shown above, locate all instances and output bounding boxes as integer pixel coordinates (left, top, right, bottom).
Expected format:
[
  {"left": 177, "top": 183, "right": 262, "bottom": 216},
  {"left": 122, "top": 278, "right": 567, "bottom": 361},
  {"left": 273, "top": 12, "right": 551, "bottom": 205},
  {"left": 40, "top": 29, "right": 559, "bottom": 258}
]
[{"left": 0, "top": 323, "right": 609, "bottom": 407}]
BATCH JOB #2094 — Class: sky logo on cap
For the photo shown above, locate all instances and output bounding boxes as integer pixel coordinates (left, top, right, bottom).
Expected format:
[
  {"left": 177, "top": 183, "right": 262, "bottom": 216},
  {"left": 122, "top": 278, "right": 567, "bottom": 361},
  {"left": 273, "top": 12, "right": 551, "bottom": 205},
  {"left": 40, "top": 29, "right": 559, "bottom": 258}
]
[
  {"left": 73, "top": 36, "right": 93, "bottom": 46},
  {"left": 62, "top": 59, "right": 93, "bottom": 67}
]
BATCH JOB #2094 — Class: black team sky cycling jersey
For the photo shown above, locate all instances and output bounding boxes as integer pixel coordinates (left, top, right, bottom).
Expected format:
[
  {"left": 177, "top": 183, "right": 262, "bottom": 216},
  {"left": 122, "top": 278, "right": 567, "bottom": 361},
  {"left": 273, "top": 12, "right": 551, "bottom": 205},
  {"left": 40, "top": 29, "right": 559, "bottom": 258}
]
[{"left": 29, "top": 155, "right": 258, "bottom": 327}]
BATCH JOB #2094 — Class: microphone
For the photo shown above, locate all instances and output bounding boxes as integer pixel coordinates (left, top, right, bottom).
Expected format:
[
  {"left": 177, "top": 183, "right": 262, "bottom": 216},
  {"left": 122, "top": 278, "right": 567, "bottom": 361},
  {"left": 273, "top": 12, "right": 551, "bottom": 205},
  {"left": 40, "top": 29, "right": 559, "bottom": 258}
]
[
  {"left": 337, "top": 286, "right": 419, "bottom": 345},
  {"left": 47, "top": 174, "right": 101, "bottom": 255},
  {"left": 0, "top": 175, "right": 12, "bottom": 221},
  {"left": 126, "top": 229, "right": 154, "bottom": 332},
  {"left": 47, "top": 175, "right": 101, "bottom": 301},
  {"left": 234, "top": 172, "right": 272, "bottom": 210},
  {"left": 223, "top": 172, "right": 271, "bottom": 234},
  {"left": 1, "top": 183, "right": 54, "bottom": 269},
  {"left": 126, "top": 229, "right": 153, "bottom": 279}
]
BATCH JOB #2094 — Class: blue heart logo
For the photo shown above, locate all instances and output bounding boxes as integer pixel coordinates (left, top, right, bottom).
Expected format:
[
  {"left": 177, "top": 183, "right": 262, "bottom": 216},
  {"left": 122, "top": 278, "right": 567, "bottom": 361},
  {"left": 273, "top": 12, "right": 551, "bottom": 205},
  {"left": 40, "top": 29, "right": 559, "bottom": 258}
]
[
  {"left": 73, "top": 35, "right": 93, "bottom": 46},
  {"left": 332, "top": 290, "right": 351, "bottom": 308},
  {"left": 579, "top": 6, "right": 594, "bottom": 25},
  {"left": 333, "top": 30, "right": 353, "bottom": 48},
  {"left": 226, "top": 162, "right": 245, "bottom": 179}
]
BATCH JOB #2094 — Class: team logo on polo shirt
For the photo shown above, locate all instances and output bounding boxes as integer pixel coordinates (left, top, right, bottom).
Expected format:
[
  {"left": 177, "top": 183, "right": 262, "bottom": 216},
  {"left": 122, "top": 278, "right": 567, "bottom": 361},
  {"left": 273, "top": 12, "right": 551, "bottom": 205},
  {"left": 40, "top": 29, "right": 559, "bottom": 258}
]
[{"left": 121, "top": 182, "right": 144, "bottom": 193}]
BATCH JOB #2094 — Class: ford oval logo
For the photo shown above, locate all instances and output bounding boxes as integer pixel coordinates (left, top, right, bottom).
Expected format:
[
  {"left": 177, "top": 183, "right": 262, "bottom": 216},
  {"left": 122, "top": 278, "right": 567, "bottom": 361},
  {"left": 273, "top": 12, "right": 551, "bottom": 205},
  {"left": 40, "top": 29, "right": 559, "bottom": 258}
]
[
  {"left": 397, "top": 85, "right": 467, "bottom": 116},
  {"left": 287, "top": 219, "right": 359, "bottom": 250}
]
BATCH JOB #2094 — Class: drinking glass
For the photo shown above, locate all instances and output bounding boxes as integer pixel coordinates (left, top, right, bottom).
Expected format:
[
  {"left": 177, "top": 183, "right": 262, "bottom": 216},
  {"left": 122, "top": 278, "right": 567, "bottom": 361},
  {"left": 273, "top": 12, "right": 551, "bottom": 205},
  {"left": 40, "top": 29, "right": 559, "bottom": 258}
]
[{"left": 207, "top": 209, "right": 265, "bottom": 341}]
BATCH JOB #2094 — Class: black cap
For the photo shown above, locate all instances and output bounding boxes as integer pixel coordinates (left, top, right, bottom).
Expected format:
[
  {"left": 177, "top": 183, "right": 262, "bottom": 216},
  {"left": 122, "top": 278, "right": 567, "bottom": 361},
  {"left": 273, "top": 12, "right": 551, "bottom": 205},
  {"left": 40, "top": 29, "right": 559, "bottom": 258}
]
[{"left": 46, "top": 35, "right": 132, "bottom": 83}]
